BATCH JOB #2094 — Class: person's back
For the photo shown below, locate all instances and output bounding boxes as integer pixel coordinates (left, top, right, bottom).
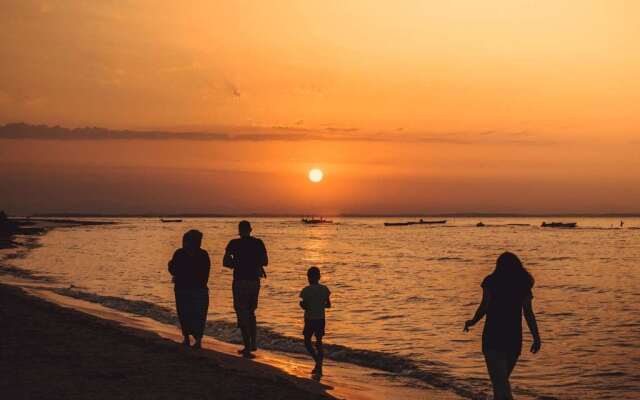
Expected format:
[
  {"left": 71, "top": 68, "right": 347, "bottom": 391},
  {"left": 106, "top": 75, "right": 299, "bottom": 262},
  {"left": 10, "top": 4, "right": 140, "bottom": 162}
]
[
  {"left": 300, "top": 283, "right": 331, "bottom": 320},
  {"left": 169, "top": 247, "right": 210, "bottom": 290},
  {"left": 299, "top": 266, "right": 331, "bottom": 376},
  {"left": 225, "top": 236, "right": 267, "bottom": 281},
  {"left": 168, "top": 229, "right": 211, "bottom": 349},
  {"left": 464, "top": 252, "right": 541, "bottom": 400},
  {"left": 223, "top": 220, "right": 268, "bottom": 358},
  {"left": 482, "top": 273, "right": 532, "bottom": 354}
]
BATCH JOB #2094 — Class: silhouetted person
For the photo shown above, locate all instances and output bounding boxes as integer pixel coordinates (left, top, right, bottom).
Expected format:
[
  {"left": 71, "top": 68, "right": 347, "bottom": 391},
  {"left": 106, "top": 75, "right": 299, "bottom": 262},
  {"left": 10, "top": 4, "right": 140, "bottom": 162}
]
[
  {"left": 299, "top": 266, "right": 331, "bottom": 377},
  {"left": 464, "top": 252, "right": 541, "bottom": 400},
  {"left": 223, "top": 220, "right": 268, "bottom": 358},
  {"left": 168, "top": 229, "right": 211, "bottom": 349}
]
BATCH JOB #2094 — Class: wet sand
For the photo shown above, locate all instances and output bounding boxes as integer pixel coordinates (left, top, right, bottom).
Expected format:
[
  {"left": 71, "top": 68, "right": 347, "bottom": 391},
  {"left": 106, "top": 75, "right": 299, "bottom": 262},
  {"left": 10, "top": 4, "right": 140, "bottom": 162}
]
[
  {"left": 0, "top": 275, "right": 460, "bottom": 400},
  {"left": 0, "top": 283, "right": 333, "bottom": 400}
]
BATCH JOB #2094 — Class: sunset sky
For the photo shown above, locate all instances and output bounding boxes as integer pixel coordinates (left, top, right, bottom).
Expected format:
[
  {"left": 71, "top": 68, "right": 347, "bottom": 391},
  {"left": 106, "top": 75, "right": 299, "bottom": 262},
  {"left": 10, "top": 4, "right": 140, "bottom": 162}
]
[{"left": 1, "top": 1, "right": 639, "bottom": 214}]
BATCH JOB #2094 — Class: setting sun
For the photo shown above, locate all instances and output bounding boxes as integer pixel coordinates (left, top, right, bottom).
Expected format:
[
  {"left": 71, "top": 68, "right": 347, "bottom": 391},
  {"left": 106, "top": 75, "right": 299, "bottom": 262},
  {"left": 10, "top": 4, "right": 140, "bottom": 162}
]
[{"left": 308, "top": 168, "right": 324, "bottom": 183}]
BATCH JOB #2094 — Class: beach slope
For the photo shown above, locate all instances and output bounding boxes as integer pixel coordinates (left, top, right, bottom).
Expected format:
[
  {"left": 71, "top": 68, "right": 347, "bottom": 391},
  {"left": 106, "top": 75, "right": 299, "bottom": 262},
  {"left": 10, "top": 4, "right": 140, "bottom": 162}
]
[{"left": 0, "top": 283, "right": 333, "bottom": 400}]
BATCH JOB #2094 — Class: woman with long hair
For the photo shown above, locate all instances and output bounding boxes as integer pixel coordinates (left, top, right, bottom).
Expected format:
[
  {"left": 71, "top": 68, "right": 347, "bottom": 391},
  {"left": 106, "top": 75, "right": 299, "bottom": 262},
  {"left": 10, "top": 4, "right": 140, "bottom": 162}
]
[
  {"left": 464, "top": 252, "right": 541, "bottom": 399},
  {"left": 168, "top": 230, "right": 211, "bottom": 349}
]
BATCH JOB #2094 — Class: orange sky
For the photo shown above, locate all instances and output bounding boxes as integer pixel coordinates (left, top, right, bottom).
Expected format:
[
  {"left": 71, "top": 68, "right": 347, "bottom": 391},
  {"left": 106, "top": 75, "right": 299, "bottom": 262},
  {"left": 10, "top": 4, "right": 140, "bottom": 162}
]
[{"left": 1, "top": 1, "right": 639, "bottom": 214}]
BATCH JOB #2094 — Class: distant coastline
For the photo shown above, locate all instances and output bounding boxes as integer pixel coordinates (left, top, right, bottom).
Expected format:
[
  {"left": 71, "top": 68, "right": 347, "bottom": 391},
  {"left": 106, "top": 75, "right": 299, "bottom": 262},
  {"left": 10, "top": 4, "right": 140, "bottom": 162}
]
[{"left": 26, "top": 212, "right": 640, "bottom": 218}]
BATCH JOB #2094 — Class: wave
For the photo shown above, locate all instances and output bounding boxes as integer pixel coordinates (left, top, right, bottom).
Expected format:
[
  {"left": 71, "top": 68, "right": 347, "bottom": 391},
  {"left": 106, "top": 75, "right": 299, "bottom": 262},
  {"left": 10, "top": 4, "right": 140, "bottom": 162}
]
[{"left": 50, "top": 287, "right": 496, "bottom": 399}]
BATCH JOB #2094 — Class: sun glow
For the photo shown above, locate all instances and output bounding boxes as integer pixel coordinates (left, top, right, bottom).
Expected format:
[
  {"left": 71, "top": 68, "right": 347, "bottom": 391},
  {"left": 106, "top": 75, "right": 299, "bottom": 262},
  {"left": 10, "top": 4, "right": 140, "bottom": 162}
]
[{"left": 308, "top": 168, "right": 324, "bottom": 183}]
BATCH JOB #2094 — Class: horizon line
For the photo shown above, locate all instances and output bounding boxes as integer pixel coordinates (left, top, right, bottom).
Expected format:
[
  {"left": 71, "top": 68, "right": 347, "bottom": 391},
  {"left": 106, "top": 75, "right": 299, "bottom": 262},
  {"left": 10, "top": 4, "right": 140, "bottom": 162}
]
[{"left": 21, "top": 212, "right": 640, "bottom": 219}]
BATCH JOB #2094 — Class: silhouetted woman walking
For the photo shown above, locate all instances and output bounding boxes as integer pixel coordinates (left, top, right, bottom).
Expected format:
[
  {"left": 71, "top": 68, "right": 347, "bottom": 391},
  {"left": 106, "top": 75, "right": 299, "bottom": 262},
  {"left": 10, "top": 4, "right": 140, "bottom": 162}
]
[
  {"left": 168, "top": 230, "right": 211, "bottom": 349},
  {"left": 464, "top": 252, "right": 541, "bottom": 400}
]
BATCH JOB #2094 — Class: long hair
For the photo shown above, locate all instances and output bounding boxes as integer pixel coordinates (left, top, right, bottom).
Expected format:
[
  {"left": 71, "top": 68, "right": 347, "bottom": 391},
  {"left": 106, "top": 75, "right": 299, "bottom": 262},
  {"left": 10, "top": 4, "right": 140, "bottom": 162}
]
[{"left": 492, "top": 251, "right": 534, "bottom": 288}]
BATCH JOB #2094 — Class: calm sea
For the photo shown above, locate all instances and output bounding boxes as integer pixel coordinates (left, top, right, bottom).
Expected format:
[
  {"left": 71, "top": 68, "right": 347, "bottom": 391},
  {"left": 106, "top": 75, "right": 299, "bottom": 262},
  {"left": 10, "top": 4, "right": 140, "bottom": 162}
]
[{"left": 9, "top": 217, "right": 640, "bottom": 399}]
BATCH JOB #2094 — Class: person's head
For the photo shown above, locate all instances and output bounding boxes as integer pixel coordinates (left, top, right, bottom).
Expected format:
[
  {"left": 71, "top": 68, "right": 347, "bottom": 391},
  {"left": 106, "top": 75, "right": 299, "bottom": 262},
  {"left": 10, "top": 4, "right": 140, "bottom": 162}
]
[
  {"left": 182, "top": 229, "right": 203, "bottom": 250},
  {"left": 307, "top": 266, "right": 321, "bottom": 284},
  {"left": 238, "top": 220, "right": 252, "bottom": 237},
  {"left": 493, "top": 251, "right": 534, "bottom": 288}
]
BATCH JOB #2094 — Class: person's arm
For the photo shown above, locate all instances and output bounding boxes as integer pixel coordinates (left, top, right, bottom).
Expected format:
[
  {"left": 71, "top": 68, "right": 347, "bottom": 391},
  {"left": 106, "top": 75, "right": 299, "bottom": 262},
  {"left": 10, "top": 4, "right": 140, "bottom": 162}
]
[
  {"left": 168, "top": 250, "right": 178, "bottom": 276},
  {"left": 325, "top": 292, "right": 332, "bottom": 309},
  {"left": 261, "top": 241, "right": 269, "bottom": 267},
  {"left": 203, "top": 252, "right": 211, "bottom": 285},
  {"left": 464, "top": 288, "right": 490, "bottom": 332},
  {"left": 299, "top": 289, "right": 306, "bottom": 310},
  {"left": 222, "top": 242, "right": 234, "bottom": 269},
  {"left": 523, "top": 296, "right": 542, "bottom": 353},
  {"left": 259, "top": 240, "right": 268, "bottom": 278}
]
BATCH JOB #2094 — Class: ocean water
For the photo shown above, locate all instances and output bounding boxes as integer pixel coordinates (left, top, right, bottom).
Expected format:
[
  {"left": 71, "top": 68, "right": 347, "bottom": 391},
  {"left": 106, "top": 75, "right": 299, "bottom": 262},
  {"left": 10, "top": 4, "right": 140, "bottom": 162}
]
[{"left": 9, "top": 217, "right": 640, "bottom": 399}]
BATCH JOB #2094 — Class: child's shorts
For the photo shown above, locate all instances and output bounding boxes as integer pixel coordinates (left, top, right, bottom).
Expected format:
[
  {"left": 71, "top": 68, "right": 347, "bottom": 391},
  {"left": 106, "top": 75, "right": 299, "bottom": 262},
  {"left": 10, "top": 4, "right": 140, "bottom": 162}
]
[{"left": 303, "top": 318, "right": 326, "bottom": 339}]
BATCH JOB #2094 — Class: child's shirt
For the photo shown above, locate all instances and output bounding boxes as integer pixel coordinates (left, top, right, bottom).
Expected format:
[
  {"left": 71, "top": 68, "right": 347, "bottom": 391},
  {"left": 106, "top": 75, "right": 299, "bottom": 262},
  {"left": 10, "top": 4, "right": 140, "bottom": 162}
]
[{"left": 300, "top": 283, "right": 331, "bottom": 320}]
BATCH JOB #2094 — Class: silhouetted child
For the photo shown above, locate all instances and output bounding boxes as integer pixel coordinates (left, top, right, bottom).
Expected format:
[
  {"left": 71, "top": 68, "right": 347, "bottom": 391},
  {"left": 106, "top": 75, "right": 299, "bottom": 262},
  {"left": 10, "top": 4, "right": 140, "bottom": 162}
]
[{"left": 299, "top": 266, "right": 331, "bottom": 376}]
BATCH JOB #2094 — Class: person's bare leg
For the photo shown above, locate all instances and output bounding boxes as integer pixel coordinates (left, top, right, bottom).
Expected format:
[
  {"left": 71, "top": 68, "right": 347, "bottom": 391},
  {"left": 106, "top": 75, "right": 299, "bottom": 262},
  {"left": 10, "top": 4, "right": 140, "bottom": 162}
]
[
  {"left": 304, "top": 335, "right": 318, "bottom": 363},
  {"left": 249, "top": 313, "right": 257, "bottom": 351},
  {"left": 239, "top": 325, "right": 251, "bottom": 355},
  {"left": 502, "top": 353, "right": 519, "bottom": 400},
  {"left": 484, "top": 352, "right": 510, "bottom": 400},
  {"left": 314, "top": 336, "right": 324, "bottom": 375},
  {"left": 506, "top": 352, "right": 519, "bottom": 377}
]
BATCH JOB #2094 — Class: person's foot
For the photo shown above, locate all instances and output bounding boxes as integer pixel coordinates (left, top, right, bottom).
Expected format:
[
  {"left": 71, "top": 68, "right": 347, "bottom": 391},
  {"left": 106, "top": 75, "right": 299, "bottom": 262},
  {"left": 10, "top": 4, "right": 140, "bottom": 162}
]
[
  {"left": 237, "top": 348, "right": 248, "bottom": 355},
  {"left": 250, "top": 344, "right": 258, "bottom": 352},
  {"left": 242, "top": 350, "right": 256, "bottom": 359},
  {"left": 182, "top": 337, "right": 190, "bottom": 347},
  {"left": 192, "top": 340, "right": 202, "bottom": 350},
  {"left": 311, "top": 363, "right": 323, "bottom": 376}
]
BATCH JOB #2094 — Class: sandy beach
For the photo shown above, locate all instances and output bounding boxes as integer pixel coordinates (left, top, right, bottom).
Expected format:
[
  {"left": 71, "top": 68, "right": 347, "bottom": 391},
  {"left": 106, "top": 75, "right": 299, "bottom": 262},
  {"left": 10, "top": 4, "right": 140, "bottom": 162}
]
[{"left": 0, "top": 283, "right": 335, "bottom": 400}]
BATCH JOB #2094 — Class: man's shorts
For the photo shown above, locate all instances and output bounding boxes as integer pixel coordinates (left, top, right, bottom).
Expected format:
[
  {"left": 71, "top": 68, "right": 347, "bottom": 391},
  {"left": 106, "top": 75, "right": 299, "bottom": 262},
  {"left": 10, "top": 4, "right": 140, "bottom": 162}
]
[
  {"left": 232, "top": 280, "right": 260, "bottom": 316},
  {"left": 303, "top": 318, "right": 326, "bottom": 339}
]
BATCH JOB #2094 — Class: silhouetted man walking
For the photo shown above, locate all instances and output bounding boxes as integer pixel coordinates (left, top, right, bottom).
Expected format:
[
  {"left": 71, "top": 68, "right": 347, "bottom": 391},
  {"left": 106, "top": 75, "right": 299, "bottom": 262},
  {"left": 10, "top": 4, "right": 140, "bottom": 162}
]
[{"left": 223, "top": 220, "right": 268, "bottom": 358}]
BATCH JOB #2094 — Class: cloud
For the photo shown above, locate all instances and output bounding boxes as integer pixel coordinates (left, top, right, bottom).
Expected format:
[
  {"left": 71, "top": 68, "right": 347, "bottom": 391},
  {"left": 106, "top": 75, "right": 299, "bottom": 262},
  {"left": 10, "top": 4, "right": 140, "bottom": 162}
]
[{"left": 0, "top": 123, "right": 554, "bottom": 145}]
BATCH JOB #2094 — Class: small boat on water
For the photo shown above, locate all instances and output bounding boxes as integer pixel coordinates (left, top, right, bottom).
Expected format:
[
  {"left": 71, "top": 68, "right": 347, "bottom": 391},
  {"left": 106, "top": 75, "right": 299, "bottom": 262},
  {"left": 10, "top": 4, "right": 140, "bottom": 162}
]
[
  {"left": 384, "top": 219, "right": 447, "bottom": 226},
  {"left": 302, "top": 217, "right": 333, "bottom": 224},
  {"left": 418, "top": 219, "right": 447, "bottom": 225},
  {"left": 541, "top": 222, "right": 577, "bottom": 228},
  {"left": 477, "top": 222, "right": 486, "bottom": 227},
  {"left": 161, "top": 218, "right": 183, "bottom": 223}
]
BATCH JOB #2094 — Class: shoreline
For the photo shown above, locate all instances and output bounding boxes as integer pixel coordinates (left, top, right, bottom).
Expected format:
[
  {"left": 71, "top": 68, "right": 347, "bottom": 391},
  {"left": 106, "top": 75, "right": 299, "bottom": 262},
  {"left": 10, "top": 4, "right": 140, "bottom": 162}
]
[
  {"left": 0, "top": 282, "right": 333, "bottom": 400},
  {"left": 0, "top": 221, "right": 464, "bottom": 400}
]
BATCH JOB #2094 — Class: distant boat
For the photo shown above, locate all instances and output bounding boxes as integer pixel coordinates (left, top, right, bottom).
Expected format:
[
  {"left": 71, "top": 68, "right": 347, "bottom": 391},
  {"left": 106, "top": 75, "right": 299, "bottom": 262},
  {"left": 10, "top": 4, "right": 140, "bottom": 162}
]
[
  {"left": 418, "top": 219, "right": 447, "bottom": 225},
  {"left": 384, "top": 219, "right": 447, "bottom": 226},
  {"left": 161, "top": 218, "right": 183, "bottom": 223},
  {"left": 477, "top": 222, "right": 486, "bottom": 227},
  {"left": 541, "top": 222, "right": 577, "bottom": 228},
  {"left": 302, "top": 217, "right": 333, "bottom": 224},
  {"left": 384, "top": 222, "right": 414, "bottom": 226}
]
